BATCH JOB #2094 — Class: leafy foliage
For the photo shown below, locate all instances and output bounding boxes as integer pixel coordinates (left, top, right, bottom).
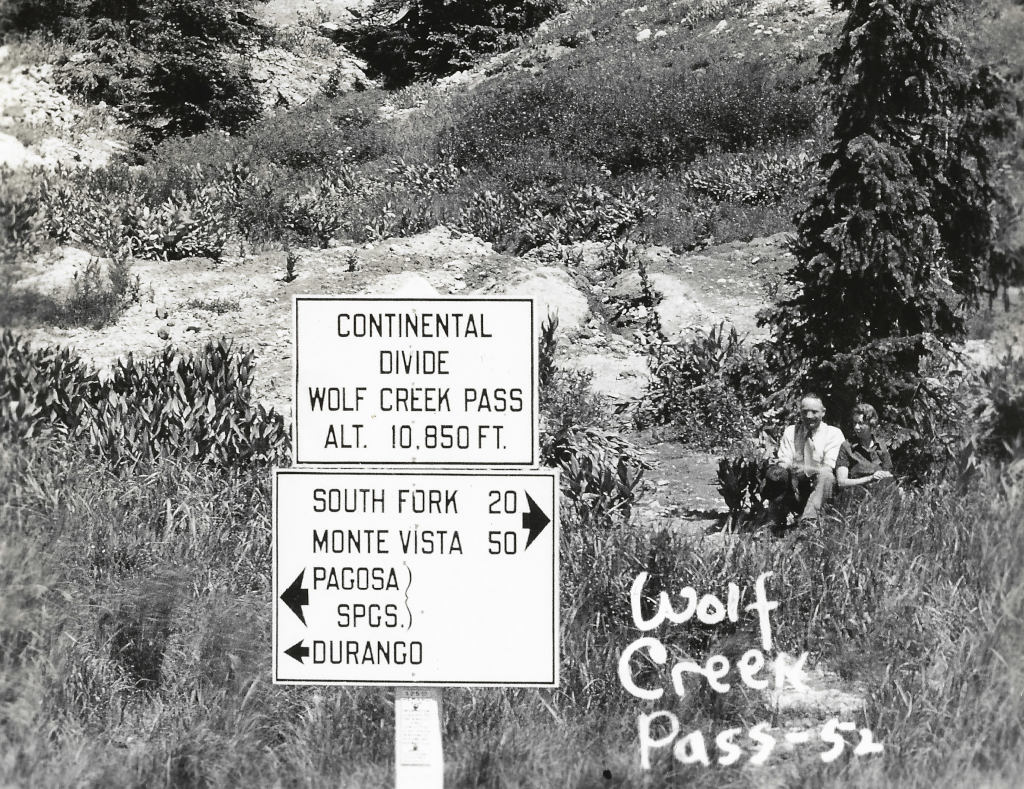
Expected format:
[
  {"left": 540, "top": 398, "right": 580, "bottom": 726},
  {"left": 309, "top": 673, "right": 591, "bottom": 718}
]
[
  {"left": 457, "top": 183, "right": 656, "bottom": 251},
  {"left": 537, "top": 316, "right": 645, "bottom": 526},
  {"left": 12, "top": 0, "right": 264, "bottom": 139},
  {"left": 444, "top": 55, "right": 818, "bottom": 176},
  {"left": 0, "top": 333, "right": 289, "bottom": 469},
  {"left": 63, "top": 254, "right": 141, "bottom": 328},
  {"left": 38, "top": 166, "right": 232, "bottom": 260},
  {"left": 680, "top": 148, "right": 815, "bottom": 207},
  {"left": 538, "top": 313, "right": 558, "bottom": 393},
  {"left": 959, "top": 351, "right": 1024, "bottom": 489},
  {"left": 0, "top": 170, "right": 42, "bottom": 266},
  {"left": 717, "top": 447, "right": 771, "bottom": 528},
  {"left": 548, "top": 426, "right": 646, "bottom": 525},
  {"left": 760, "top": 0, "right": 1017, "bottom": 419},
  {"left": 346, "top": 0, "right": 567, "bottom": 87},
  {"left": 636, "top": 323, "right": 772, "bottom": 448}
]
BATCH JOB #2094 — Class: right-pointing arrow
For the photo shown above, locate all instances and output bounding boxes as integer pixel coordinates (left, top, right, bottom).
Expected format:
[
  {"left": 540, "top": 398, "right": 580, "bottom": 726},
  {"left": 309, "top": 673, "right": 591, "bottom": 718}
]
[
  {"left": 521, "top": 492, "right": 550, "bottom": 550},
  {"left": 281, "top": 569, "right": 309, "bottom": 625},
  {"left": 284, "top": 640, "right": 309, "bottom": 664}
]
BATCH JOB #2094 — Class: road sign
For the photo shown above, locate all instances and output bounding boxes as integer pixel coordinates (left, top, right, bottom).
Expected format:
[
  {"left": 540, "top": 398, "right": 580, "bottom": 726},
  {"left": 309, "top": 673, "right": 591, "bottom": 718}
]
[
  {"left": 293, "top": 297, "right": 536, "bottom": 466},
  {"left": 273, "top": 469, "right": 558, "bottom": 686}
]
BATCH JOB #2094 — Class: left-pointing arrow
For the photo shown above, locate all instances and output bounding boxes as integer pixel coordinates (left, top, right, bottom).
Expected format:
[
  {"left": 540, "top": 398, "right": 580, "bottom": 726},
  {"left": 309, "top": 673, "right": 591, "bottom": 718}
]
[
  {"left": 281, "top": 569, "right": 309, "bottom": 625},
  {"left": 284, "top": 640, "right": 309, "bottom": 664}
]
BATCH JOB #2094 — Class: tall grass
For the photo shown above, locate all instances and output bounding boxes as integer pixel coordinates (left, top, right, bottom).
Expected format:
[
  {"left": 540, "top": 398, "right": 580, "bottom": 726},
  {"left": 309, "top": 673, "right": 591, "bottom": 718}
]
[{"left": 1, "top": 429, "right": 1020, "bottom": 786}]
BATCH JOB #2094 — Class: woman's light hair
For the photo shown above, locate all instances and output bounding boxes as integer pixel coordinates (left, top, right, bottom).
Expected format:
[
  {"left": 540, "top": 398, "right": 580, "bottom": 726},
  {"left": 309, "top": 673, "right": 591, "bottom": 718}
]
[{"left": 851, "top": 402, "right": 879, "bottom": 425}]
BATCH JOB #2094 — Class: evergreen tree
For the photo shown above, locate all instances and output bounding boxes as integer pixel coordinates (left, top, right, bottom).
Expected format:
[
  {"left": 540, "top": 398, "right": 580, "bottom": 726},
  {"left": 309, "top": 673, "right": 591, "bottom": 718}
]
[
  {"left": 761, "top": 0, "right": 1015, "bottom": 418},
  {"left": 347, "top": 0, "right": 566, "bottom": 87}
]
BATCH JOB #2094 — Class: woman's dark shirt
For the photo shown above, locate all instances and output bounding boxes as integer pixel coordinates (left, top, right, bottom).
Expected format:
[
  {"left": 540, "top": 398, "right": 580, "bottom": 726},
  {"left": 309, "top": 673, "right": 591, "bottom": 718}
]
[{"left": 836, "top": 439, "right": 893, "bottom": 479}]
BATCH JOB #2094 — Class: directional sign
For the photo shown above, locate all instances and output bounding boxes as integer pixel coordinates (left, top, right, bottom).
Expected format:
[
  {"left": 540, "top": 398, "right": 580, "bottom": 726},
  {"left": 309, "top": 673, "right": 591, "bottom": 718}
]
[
  {"left": 273, "top": 469, "right": 558, "bottom": 686},
  {"left": 293, "top": 297, "right": 536, "bottom": 466}
]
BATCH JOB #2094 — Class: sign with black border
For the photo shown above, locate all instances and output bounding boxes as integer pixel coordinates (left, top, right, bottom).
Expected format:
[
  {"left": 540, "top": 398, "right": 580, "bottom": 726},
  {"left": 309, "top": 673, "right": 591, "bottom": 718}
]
[
  {"left": 293, "top": 296, "right": 537, "bottom": 466},
  {"left": 273, "top": 468, "right": 559, "bottom": 687}
]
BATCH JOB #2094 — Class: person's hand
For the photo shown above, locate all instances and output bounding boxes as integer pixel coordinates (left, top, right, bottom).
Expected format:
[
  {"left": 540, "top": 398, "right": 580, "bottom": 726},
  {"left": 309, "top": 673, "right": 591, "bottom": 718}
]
[{"left": 871, "top": 470, "right": 893, "bottom": 481}]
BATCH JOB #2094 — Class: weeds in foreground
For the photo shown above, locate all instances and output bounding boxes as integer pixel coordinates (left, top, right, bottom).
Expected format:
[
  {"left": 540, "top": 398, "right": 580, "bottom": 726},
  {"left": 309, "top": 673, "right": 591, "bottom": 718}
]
[
  {"left": 0, "top": 435, "right": 1021, "bottom": 786},
  {"left": 0, "top": 332, "right": 290, "bottom": 468}
]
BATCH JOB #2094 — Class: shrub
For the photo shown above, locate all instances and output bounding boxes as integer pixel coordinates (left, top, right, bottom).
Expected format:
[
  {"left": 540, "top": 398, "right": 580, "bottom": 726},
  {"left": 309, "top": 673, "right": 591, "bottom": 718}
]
[
  {"left": 0, "top": 170, "right": 42, "bottom": 266},
  {"left": 283, "top": 178, "right": 351, "bottom": 248},
  {"left": 679, "top": 147, "right": 815, "bottom": 206},
  {"left": 538, "top": 317, "right": 645, "bottom": 526},
  {"left": 38, "top": 168, "right": 231, "bottom": 260},
  {"left": 455, "top": 183, "right": 655, "bottom": 251},
  {"left": 50, "top": 0, "right": 263, "bottom": 139},
  {"left": 960, "top": 351, "right": 1024, "bottom": 485},
  {"left": 0, "top": 333, "right": 290, "bottom": 469},
  {"left": 443, "top": 53, "right": 818, "bottom": 176},
  {"left": 63, "top": 253, "right": 141, "bottom": 329},
  {"left": 544, "top": 423, "right": 645, "bottom": 526},
  {"left": 94, "top": 341, "right": 290, "bottom": 468},
  {"left": 0, "top": 333, "right": 100, "bottom": 441},
  {"left": 125, "top": 187, "right": 231, "bottom": 260},
  {"left": 636, "top": 323, "right": 772, "bottom": 448},
  {"left": 456, "top": 189, "right": 527, "bottom": 244},
  {"left": 346, "top": 0, "right": 567, "bottom": 87},
  {"left": 244, "top": 95, "right": 389, "bottom": 171},
  {"left": 716, "top": 441, "right": 772, "bottom": 529},
  {"left": 538, "top": 313, "right": 558, "bottom": 393}
]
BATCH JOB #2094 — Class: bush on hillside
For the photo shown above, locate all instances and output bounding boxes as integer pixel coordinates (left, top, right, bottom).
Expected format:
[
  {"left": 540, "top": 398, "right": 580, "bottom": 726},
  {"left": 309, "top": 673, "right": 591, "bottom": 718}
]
[
  {"left": 346, "top": 0, "right": 566, "bottom": 87},
  {"left": 443, "top": 55, "right": 817, "bottom": 175},
  {"left": 5, "top": 0, "right": 264, "bottom": 139},
  {"left": 538, "top": 315, "right": 645, "bottom": 526},
  {"left": 680, "top": 147, "right": 815, "bottom": 206},
  {"left": 38, "top": 168, "right": 231, "bottom": 260},
  {"left": 636, "top": 323, "right": 773, "bottom": 448},
  {"left": 0, "top": 333, "right": 289, "bottom": 468},
  {"left": 62, "top": 254, "right": 141, "bottom": 329},
  {"left": 960, "top": 351, "right": 1024, "bottom": 486},
  {"left": 0, "top": 171, "right": 42, "bottom": 267}
]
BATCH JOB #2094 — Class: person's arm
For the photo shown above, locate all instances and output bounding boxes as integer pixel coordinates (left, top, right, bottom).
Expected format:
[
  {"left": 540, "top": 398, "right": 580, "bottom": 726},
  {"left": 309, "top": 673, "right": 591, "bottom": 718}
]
[
  {"left": 835, "top": 442, "right": 855, "bottom": 487},
  {"left": 836, "top": 465, "right": 885, "bottom": 487}
]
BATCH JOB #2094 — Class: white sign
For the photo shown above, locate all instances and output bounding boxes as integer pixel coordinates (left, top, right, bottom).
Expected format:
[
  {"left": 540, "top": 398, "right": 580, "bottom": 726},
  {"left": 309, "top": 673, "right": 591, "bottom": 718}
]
[
  {"left": 293, "top": 297, "right": 536, "bottom": 466},
  {"left": 395, "top": 688, "right": 444, "bottom": 789},
  {"left": 273, "top": 469, "right": 558, "bottom": 686}
]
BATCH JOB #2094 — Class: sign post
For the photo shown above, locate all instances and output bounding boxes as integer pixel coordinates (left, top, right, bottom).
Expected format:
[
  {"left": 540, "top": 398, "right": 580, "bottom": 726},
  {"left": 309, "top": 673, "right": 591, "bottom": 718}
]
[
  {"left": 279, "top": 296, "right": 557, "bottom": 788},
  {"left": 395, "top": 688, "right": 444, "bottom": 789}
]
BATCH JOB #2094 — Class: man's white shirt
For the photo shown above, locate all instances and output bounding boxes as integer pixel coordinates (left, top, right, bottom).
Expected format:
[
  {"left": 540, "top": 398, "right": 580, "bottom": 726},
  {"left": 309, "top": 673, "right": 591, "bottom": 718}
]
[{"left": 777, "top": 422, "right": 846, "bottom": 472}]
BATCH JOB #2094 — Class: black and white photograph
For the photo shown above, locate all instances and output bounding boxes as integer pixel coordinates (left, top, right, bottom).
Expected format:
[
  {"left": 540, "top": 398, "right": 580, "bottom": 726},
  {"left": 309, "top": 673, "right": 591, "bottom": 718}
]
[{"left": 1, "top": 0, "right": 1022, "bottom": 786}]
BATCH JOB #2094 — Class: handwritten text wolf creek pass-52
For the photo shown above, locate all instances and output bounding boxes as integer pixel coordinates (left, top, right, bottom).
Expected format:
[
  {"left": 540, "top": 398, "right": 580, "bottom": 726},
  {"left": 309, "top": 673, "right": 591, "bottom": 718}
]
[{"left": 619, "top": 572, "right": 884, "bottom": 769}]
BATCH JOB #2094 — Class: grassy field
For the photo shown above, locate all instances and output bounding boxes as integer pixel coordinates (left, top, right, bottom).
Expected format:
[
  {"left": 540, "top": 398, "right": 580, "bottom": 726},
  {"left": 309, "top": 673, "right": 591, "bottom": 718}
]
[{"left": 1, "top": 414, "right": 1022, "bottom": 786}]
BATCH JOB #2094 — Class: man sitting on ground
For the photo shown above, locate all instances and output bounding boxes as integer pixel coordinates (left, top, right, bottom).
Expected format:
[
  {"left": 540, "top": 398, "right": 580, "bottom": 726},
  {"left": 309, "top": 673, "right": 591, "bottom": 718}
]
[{"left": 765, "top": 393, "right": 845, "bottom": 529}]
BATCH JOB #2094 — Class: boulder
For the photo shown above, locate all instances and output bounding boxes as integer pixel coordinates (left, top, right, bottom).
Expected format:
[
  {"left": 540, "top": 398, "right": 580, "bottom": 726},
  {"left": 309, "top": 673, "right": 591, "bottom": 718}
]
[
  {"left": 318, "top": 21, "right": 345, "bottom": 41},
  {"left": 484, "top": 266, "right": 591, "bottom": 333}
]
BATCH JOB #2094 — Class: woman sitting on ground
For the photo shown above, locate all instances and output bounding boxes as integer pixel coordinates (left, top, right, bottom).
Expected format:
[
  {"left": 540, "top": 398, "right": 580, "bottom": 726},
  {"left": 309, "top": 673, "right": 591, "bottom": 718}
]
[{"left": 836, "top": 403, "right": 894, "bottom": 489}]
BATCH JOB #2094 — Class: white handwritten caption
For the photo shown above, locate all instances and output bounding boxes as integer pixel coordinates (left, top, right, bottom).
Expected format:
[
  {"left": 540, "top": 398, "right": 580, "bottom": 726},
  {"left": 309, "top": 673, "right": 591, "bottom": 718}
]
[{"left": 618, "top": 571, "right": 885, "bottom": 769}]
